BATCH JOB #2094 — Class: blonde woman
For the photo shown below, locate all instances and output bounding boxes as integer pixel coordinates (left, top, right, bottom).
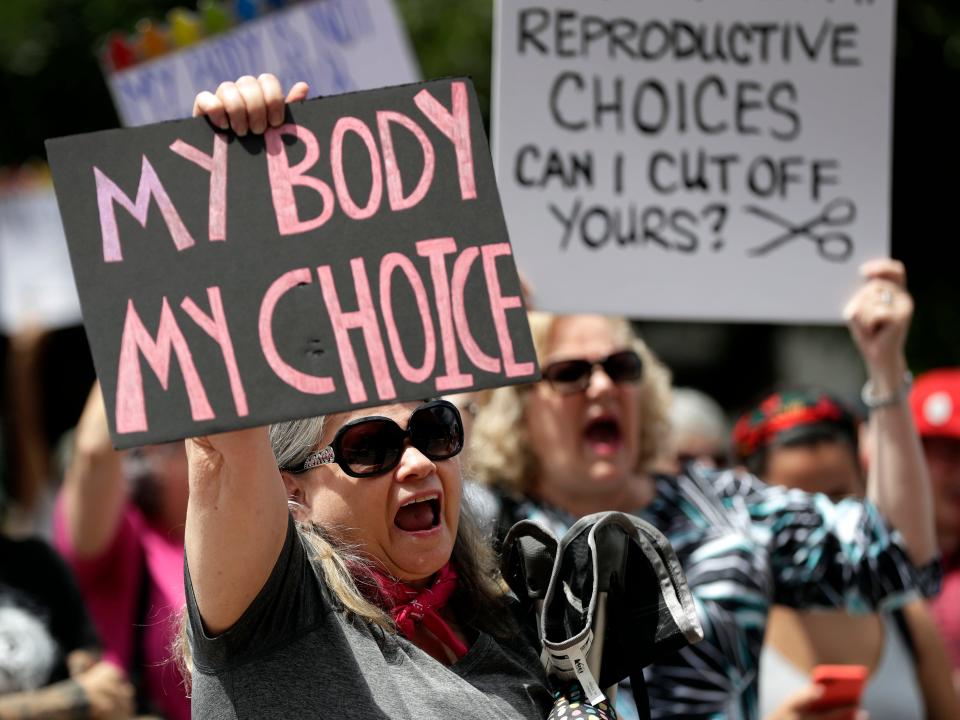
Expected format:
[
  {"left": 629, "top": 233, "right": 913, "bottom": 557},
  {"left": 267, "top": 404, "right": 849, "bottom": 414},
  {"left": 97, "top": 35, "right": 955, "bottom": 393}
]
[{"left": 470, "top": 279, "right": 941, "bottom": 720}]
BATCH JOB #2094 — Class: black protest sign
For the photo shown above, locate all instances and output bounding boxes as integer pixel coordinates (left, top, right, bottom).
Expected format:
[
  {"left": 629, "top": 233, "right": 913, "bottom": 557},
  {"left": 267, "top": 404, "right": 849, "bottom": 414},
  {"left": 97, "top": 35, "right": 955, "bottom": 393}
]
[{"left": 47, "top": 78, "right": 537, "bottom": 448}]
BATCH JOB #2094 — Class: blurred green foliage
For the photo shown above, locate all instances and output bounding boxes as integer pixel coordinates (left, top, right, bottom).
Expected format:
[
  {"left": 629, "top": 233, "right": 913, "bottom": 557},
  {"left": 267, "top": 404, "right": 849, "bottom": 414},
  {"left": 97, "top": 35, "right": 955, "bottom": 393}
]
[
  {"left": 396, "top": 0, "right": 492, "bottom": 121},
  {"left": 891, "top": 1, "right": 960, "bottom": 371},
  {"left": 0, "top": 0, "right": 497, "bottom": 166},
  {"left": 0, "top": 0, "right": 181, "bottom": 166}
]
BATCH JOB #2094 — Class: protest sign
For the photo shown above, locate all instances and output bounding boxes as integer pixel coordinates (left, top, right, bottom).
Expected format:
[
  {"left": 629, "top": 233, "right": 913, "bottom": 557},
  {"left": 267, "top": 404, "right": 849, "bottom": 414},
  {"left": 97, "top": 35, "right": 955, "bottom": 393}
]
[
  {"left": 106, "top": 0, "right": 419, "bottom": 127},
  {"left": 493, "top": 0, "right": 895, "bottom": 323},
  {"left": 0, "top": 180, "right": 82, "bottom": 334},
  {"left": 46, "top": 78, "right": 537, "bottom": 448}
]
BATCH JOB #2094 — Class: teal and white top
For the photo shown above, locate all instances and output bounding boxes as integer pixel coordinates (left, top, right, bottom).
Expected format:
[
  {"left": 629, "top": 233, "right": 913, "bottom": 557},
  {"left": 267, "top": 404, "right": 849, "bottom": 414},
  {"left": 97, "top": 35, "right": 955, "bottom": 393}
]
[{"left": 493, "top": 465, "right": 941, "bottom": 720}]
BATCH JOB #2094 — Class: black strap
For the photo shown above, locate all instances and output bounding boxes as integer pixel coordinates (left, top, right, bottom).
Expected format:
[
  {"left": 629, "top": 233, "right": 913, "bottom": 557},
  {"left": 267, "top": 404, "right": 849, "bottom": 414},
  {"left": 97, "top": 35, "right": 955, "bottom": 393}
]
[
  {"left": 891, "top": 607, "right": 917, "bottom": 662},
  {"left": 628, "top": 671, "right": 651, "bottom": 720},
  {"left": 494, "top": 492, "right": 524, "bottom": 553},
  {"left": 131, "top": 544, "right": 160, "bottom": 715}
]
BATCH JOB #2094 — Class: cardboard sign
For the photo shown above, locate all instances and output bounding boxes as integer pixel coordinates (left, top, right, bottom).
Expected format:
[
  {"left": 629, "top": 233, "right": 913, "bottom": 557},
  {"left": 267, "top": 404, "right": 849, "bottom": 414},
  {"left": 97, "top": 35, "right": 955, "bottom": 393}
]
[
  {"left": 46, "top": 79, "right": 537, "bottom": 448},
  {"left": 0, "top": 184, "right": 82, "bottom": 334},
  {"left": 106, "top": 0, "right": 419, "bottom": 127},
  {"left": 492, "top": 0, "right": 895, "bottom": 323}
]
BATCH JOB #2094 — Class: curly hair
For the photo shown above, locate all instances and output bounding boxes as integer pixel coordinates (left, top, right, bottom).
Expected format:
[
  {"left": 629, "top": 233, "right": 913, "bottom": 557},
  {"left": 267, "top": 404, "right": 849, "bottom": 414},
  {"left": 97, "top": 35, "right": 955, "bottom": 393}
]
[{"left": 468, "top": 313, "right": 672, "bottom": 496}]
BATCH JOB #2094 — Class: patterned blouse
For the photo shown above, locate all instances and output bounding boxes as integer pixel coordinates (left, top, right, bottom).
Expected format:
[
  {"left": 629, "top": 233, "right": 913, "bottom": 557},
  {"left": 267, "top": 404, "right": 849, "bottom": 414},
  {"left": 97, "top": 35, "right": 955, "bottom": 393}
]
[{"left": 493, "top": 466, "right": 941, "bottom": 720}]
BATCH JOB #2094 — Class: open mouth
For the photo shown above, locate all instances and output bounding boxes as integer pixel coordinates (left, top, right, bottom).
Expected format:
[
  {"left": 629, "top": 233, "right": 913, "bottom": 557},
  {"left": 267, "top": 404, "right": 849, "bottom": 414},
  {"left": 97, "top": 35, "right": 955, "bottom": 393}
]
[
  {"left": 394, "top": 493, "right": 442, "bottom": 533},
  {"left": 583, "top": 415, "right": 623, "bottom": 456}
]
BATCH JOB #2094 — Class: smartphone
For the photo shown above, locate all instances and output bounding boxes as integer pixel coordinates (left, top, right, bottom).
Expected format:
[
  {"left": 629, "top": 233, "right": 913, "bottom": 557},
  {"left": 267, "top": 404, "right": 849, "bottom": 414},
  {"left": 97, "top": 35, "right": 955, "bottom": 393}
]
[{"left": 808, "top": 664, "right": 869, "bottom": 712}]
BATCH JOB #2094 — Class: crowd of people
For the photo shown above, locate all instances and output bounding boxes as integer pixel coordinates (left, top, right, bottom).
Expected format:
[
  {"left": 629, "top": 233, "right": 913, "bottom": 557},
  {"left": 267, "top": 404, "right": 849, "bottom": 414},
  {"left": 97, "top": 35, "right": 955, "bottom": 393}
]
[{"left": 0, "top": 74, "right": 958, "bottom": 720}]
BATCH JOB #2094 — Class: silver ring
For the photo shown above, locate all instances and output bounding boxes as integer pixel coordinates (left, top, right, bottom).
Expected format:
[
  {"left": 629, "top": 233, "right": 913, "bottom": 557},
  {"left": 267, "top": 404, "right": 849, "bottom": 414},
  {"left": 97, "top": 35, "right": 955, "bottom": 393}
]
[{"left": 879, "top": 289, "right": 893, "bottom": 305}]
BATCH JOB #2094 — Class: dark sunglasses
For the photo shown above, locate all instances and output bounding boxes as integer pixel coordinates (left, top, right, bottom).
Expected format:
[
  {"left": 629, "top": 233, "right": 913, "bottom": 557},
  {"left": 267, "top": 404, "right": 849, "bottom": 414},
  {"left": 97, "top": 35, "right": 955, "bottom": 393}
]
[
  {"left": 282, "top": 400, "right": 464, "bottom": 478},
  {"left": 542, "top": 350, "right": 644, "bottom": 395}
]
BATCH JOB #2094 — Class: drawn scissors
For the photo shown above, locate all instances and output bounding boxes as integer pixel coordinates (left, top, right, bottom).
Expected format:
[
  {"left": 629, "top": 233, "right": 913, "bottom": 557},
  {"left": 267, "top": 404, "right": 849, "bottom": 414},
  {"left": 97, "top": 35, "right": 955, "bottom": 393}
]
[{"left": 745, "top": 198, "right": 856, "bottom": 262}]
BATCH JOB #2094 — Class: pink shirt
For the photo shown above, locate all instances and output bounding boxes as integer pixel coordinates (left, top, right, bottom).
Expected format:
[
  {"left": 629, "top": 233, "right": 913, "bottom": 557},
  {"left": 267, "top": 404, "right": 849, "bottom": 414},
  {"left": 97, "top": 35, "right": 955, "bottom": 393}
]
[
  {"left": 931, "top": 554, "right": 960, "bottom": 672},
  {"left": 54, "top": 499, "right": 189, "bottom": 720}
]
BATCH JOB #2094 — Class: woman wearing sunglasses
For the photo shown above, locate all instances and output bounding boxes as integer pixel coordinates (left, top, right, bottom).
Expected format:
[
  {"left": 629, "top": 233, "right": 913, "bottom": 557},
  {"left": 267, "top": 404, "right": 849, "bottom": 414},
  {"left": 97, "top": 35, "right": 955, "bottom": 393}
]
[
  {"left": 470, "top": 286, "right": 940, "bottom": 720},
  {"left": 183, "top": 398, "right": 559, "bottom": 718},
  {"left": 472, "top": 313, "right": 669, "bottom": 537},
  {"left": 178, "top": 76, "right": 556, "bottom": 719}
]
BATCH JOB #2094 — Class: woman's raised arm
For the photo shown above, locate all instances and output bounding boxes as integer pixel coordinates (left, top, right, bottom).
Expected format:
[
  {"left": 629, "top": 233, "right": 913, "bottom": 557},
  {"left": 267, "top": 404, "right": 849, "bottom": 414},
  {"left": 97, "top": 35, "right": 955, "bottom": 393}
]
[
  {"left": 185, "top": 75, "right": 309, "bottom": 635},
  {"left": 59, "top": 383, "right": 127, "bottom": 557},
  {"left": 845, "top": 259, "right": 938, "bottom": 566},
  {"left": 185, "top": 427, "right": 288, "bottom": 635}
]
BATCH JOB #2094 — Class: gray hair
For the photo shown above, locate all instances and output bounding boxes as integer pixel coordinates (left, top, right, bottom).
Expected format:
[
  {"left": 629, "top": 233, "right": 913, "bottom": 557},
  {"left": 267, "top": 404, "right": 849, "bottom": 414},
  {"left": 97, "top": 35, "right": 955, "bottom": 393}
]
[
  {"left": 177, "top": 409, "right": 514, "bottom": 685},
  {"left": 269, "top": 416, "right": 327, "bottom": 469},
  {"left": 670, "top": 387, "right": 728, "bottom": 446},
  {"left": 269, "top": 410, "right": 512, "bottom": 634}
]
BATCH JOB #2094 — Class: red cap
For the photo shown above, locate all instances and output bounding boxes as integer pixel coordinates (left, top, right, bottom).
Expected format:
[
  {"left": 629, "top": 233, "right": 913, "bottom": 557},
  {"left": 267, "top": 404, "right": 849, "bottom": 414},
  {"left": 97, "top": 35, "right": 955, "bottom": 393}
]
[{"left": 910, "top": 369, "right": 960, "bottom": 439}]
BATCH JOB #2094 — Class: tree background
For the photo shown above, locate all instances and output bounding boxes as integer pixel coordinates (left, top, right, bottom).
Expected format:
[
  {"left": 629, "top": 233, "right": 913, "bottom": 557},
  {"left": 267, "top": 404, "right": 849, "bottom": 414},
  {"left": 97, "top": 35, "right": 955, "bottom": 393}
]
[{"left": 0, "top": 0, "right": 957, "bottom": 451}]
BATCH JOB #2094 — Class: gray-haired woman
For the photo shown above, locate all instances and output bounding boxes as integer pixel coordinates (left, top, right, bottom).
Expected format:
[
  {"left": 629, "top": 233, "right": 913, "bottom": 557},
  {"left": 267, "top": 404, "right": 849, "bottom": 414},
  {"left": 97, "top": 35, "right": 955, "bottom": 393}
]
[
  {"left": 179, "top": 75, "right": 608, "bottom": 720},
  {"left": 182, "top": 398, "right": 563, "bottom": 718}
]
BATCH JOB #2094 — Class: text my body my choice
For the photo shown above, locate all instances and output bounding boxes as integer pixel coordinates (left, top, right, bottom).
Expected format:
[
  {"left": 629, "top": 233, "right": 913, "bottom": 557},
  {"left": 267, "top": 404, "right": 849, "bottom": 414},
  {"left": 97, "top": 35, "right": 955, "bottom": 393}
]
[{"left": 92, "top": 81, "right": 532, "bottom": 435}]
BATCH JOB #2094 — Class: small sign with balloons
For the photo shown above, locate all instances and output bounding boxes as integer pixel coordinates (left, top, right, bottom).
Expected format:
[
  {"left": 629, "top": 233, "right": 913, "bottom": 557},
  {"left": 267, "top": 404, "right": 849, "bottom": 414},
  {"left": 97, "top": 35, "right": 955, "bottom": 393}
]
[{"left": 102, "top": 0, "right": 419, "bottom": 128}]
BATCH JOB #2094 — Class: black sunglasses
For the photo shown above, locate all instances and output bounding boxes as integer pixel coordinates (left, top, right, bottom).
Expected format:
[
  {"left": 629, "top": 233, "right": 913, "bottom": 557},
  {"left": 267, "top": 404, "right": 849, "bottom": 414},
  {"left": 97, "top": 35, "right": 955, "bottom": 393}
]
[
  {"left": 282, "top": 400, "right": 464, "bottom": 478},
  {"left": 542, "top": 350, "right": 644, "bottom": 395}
]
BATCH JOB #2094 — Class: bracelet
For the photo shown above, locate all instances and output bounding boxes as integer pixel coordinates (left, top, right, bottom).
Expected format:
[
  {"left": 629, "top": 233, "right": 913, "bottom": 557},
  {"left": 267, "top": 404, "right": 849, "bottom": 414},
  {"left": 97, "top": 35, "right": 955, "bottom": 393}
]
[{"left": 861, "top": 371, "right": 913, "bottom": 409}]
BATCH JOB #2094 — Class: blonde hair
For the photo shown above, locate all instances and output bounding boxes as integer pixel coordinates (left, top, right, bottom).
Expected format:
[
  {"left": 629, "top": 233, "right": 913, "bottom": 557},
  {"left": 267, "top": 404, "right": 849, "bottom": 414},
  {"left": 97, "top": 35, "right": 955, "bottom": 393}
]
[
  {"left": 469, "top": 312, "right": 672, "bottom": 496},
  {"left": 176, "top": 412, "right": 510, "bottom": 685}
]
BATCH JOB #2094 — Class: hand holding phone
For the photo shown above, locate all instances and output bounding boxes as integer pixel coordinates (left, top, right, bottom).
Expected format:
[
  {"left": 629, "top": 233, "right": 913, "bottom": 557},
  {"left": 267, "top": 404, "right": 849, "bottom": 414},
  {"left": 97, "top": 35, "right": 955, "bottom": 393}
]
[{"left": 807, "top": 665, "right": 868, "bottom": 717}]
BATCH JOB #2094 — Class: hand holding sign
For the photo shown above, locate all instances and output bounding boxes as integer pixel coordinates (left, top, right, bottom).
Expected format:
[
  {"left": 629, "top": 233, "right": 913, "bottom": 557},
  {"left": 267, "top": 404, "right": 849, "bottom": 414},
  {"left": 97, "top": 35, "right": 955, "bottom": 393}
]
[
  {"left": 843, "top": 258, "right": 912, "bottom": 388},
  {"left": 192, "top": 75, "right": 310, "bottom": 134},
  {"left": 47, "top": 76, "right": 537, "bottom": 448}
]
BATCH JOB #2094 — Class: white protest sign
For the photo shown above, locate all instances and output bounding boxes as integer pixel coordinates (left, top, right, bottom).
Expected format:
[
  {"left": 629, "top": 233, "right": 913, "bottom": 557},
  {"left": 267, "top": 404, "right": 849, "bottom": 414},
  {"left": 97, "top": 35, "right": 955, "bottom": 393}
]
[
  {"left": 0, "top": 184, "right": 82, "bottom": 334},
  {"left": 493, "top": 0, "right": 895, "bottom": 323},
  {"left": 106, "top": 0, "right": 420, "bottom": 127}
]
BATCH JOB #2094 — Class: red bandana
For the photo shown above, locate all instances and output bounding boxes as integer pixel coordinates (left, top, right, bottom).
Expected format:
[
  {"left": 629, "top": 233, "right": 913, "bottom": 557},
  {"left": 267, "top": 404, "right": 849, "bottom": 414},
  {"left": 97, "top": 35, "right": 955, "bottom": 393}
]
[
  {"left": 372, "top": 563, "right": 469, "bottom": 660},
  {"left": 732, "top": 390, "right": 857, "bottom": 462}
]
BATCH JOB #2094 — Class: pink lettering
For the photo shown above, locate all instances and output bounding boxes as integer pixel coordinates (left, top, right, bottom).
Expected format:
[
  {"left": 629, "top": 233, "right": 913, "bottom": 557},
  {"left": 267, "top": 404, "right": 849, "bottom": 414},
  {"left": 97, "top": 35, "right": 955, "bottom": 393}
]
[
  {"left": 451, "top": 247, "right": 500, "bottom": 373},
  {"left": 170, "top": 134, "right": 228, "bottom": 242},
  {"left": 94, "top": 156, "right": 195, "bottom": 263},
  {"left": 379, "top": 253, "right": 436, "bottom": 384},
  {"left": 416, "top": 238, "right": 472, "bottom": 391},
  {"left": 180, "top": 287, "right": 248, "bottom": 417},
  {"left": 376, "top": 111, "right": 436, "bottom": 211},
  {"left": 481, "top": 244, "right": 534, "bottom": 378},
  {"left": 318, "top": 259, "right": 396, "bottom": 403},
  {"left": 414, "top": 82, "right": 477, "bottom": 201},
  {"left": 115, "top": 297, "right": 214, "bottom": 434},
  {"left": 330, "top": 117, "right": 383, "bottom": 220},
  {"left": 265, "top": 124, "right": 335, "bottom": 235},
  {"left": 258, "top": 269, "right": 336, "bottom": 394}
]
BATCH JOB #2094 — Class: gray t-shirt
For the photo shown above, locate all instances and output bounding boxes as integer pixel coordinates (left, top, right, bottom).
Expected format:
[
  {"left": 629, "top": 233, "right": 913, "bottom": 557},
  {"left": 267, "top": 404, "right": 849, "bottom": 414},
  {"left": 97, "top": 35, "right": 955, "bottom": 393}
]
[{"left": 186, "top": 516, "right": 553, "bottom": 719}]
